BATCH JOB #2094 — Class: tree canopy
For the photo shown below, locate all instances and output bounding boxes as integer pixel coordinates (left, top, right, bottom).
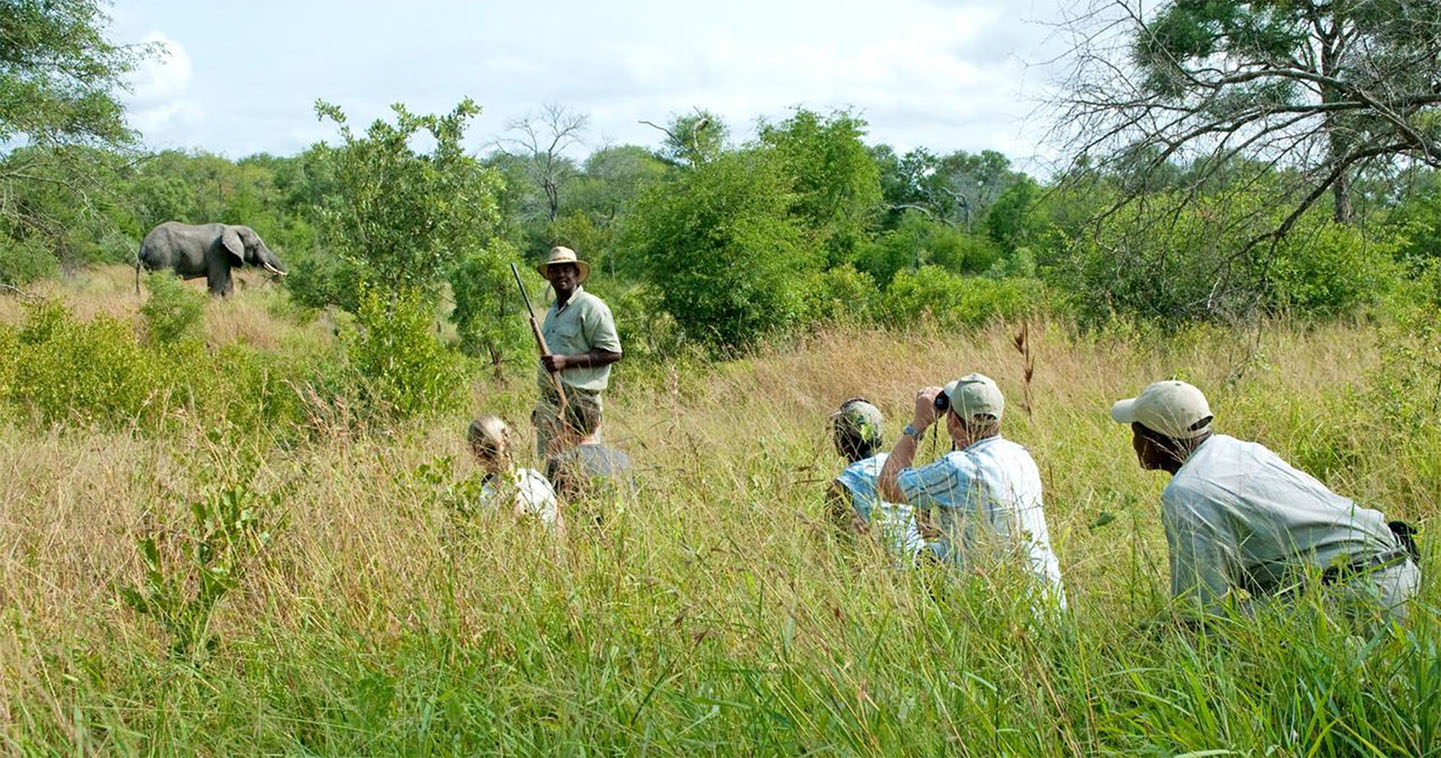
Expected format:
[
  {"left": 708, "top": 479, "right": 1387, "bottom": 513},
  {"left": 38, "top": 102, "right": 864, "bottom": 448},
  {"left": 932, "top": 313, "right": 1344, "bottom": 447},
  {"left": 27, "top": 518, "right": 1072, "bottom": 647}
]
[{"left": 1056, "top": 0, "right": 1441, "bottom": 237}]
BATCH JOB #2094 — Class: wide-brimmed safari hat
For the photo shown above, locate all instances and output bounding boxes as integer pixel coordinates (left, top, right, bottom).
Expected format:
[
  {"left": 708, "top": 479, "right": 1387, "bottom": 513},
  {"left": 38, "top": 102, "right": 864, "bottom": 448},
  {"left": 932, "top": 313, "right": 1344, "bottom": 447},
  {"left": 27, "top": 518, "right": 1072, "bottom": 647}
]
[{"left": 536, "top": 246, "right": 591, "bottom": 284}]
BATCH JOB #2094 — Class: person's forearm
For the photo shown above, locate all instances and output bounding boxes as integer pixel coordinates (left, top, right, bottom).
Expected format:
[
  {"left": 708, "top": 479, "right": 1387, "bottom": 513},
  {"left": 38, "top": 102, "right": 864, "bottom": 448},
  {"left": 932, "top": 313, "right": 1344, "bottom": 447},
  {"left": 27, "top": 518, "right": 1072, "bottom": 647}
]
[
  {"left": 561, "top": 349, "right": 622, "bottom": 369},
  {"left": 878, "top": 431, "right": 921, "bottom": 502}
]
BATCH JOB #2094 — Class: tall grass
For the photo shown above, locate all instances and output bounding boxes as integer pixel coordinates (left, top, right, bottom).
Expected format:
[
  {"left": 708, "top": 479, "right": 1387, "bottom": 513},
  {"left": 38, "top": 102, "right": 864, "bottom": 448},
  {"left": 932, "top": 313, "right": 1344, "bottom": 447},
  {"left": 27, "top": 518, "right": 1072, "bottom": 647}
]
[{"left": 0, "top": 271, "right": 1435, "bottom": 755}]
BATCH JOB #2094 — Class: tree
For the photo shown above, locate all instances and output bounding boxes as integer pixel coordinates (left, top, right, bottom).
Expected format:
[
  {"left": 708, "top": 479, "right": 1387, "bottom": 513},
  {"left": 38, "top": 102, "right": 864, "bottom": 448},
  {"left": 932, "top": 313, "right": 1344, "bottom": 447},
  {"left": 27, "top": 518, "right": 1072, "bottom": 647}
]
[
  {"left": 758, "top": 108, "right": 883, "bottom": 264},
  {"left": 641, "top": 109, "right": 728, "bottom": 167},
  {"left": 625, "top": 149, "right": 812, "bottom": 350},
  {"left": 1054, "top": 0, "right": 1441, "bottom": 244},
  {"left": 0, "top": 0, "right": 156, "bottom": 283},
  {"left": 560, "top": 145, "right": 671, "bottom": 275},
  {"left": 307, "top": 99, "right": 503, "bottom": 307},
  {"left": 872, "top": 146, "right": 1023, "bottom": 231},
  {"left": 494, "top": 103, "right": 588, "bottom": 225},
  {"left": 0, "top": 0, "right": 149, "bottom": 150}
]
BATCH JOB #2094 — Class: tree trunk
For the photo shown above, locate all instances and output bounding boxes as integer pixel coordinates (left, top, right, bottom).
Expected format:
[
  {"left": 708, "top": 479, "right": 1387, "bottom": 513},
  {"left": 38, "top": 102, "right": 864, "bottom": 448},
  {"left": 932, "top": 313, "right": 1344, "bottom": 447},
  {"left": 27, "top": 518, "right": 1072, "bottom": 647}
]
[{"left": 1331, "top": 167, "right": 1353, "bottom": 224}]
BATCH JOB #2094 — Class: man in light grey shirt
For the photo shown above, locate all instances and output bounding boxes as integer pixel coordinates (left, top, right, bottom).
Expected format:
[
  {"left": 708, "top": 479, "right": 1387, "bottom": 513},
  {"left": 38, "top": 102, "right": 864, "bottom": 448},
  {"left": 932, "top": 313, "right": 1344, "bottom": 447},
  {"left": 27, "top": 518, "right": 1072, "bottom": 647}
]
[{"left": 1112, "top": 380, "right": 1420, "bottom": 623}]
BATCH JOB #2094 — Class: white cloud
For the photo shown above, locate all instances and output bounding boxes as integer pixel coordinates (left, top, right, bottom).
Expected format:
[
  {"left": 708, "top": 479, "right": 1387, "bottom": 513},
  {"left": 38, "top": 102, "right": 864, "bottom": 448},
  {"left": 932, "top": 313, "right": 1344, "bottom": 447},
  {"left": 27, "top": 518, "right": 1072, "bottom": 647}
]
[
  {"left": 127, "top": 31, "right": 203, "bottom": 138},
  {"left": 107, "top": 0, "right": 1072, "bottom": 166}
]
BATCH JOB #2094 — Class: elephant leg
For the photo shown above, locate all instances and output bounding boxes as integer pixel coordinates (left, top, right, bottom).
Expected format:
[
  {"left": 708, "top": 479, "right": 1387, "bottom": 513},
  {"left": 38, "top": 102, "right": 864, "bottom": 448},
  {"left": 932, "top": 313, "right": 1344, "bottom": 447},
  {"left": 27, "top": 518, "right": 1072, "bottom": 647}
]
[{"left": 207, "top": 266, "right": 233, "bottom": 297}]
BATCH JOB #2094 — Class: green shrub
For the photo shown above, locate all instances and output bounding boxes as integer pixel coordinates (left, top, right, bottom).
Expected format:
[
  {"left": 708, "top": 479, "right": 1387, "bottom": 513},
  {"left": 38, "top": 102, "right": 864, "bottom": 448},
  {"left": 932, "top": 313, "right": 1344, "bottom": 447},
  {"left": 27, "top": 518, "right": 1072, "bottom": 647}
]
[
  {"left": 140, "top": 272, "right": 206, "bottom": 343},
  {"left": 803, "top": 264, "right": 878, "bottom": 325},
  {"left": 120, "top": 483, "right": 287, "bottom": 661},
  {"left": 627, "top": 150, "right": 814, "bottom": 351},
  {"left": 1, "top": 299, "right": 341, "bottom": 438},
  {"left": 9, "top": 300, "right": 158, "bottom": 426},
  {"left": 343, "top": 288, "right": 466, "bottom": 420},
  {"left": 448, "top": 244, "right": 532, "bottom": 375},
  {"left": 855, "top": 213, "right": 1001, "bottom": 287},
  {"left": 1269, "top": 222, "right": 1398, "bottom": 317},
  {"left": 880, "top": 267, "right": 1046, "bottom": 329},
  {"left": 0, "top": 236, "right": 60, "bottom": 286}
]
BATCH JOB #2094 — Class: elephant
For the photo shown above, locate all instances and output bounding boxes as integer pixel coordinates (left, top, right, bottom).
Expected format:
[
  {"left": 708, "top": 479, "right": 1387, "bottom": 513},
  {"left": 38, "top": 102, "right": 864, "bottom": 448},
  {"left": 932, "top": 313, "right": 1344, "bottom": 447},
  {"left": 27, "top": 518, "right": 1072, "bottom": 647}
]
[{"left": 135, "top": 222, "right": 286, "bottom": 296}]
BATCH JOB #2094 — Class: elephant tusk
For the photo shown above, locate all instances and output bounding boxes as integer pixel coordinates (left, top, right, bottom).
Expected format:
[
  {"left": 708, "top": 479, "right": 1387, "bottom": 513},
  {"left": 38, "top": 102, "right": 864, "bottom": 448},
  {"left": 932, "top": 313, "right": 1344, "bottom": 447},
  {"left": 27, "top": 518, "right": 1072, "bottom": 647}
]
[{"left": 262, "top": 262, "right": 287, "bottom": 276}]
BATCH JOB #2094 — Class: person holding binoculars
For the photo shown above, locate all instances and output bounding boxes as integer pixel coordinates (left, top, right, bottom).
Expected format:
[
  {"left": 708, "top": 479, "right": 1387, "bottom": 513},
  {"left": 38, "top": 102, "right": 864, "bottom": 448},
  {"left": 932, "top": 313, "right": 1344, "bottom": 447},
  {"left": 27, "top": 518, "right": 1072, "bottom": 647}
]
[{"left": 877, "top": 373, "right": 1066, "bottom": 608}]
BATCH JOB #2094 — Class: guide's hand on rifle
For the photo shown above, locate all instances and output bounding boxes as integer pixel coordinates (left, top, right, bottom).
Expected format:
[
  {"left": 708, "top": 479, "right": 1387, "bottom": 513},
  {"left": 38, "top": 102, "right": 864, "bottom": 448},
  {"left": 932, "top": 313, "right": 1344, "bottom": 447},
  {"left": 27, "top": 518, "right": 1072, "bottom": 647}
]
[{"left": 541, "top": 353, "right": 568, "bottom": 372}]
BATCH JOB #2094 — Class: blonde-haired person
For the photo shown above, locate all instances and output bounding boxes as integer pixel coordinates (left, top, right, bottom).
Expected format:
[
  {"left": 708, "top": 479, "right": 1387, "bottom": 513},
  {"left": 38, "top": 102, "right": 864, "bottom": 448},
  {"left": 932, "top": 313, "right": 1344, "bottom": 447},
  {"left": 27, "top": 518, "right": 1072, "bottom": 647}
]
[{"left": 467, "top": 415, "right": 565, "bottom": 537}]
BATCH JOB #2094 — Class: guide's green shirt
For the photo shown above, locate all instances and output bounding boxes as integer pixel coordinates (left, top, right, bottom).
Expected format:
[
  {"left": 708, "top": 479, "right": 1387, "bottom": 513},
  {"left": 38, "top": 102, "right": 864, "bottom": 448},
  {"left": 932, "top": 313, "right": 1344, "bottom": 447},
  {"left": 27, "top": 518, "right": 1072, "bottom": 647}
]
[{"left": 538, "top": 286, "right": 621, "bottom": 393}]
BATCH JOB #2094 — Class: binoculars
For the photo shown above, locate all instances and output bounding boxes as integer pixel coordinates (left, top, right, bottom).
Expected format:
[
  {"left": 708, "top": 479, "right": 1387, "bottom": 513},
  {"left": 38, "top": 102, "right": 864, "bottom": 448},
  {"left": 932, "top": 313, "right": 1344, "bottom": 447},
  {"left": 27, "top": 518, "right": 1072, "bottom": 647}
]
[{"left": 934, "top": 391, "right": 950, "bottom": 413}]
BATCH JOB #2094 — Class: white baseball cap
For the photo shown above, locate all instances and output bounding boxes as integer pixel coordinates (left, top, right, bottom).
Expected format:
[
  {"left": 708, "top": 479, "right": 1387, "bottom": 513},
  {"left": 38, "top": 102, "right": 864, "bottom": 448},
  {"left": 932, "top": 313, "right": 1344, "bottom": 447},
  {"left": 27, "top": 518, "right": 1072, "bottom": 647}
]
[
  {"left": 943, "top": 373, "right": 1005, "bottom": 422},
  {"left": 1111, "top": 380, "right": 1213, "bottom": 439}
]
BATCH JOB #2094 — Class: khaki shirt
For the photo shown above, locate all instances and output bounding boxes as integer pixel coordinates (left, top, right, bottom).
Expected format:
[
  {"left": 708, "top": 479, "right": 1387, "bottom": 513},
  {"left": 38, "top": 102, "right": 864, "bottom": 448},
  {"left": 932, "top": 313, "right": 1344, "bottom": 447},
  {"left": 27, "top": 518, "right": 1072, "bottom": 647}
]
[{"left": 538, "top": 286, "right": 621, "bottom": 393}]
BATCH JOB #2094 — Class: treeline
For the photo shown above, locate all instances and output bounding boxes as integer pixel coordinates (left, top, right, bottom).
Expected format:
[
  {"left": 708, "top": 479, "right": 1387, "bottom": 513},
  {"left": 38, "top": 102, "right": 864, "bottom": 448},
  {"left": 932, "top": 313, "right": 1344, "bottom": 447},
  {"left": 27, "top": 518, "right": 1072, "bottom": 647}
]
[{"left": 5, "top": 104, "right": 1441, "bottom": 350}]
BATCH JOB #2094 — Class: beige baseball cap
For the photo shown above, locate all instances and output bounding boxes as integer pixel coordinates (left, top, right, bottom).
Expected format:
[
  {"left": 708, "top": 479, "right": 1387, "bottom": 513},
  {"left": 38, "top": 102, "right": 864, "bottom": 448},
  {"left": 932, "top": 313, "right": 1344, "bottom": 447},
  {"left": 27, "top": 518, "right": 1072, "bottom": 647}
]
[
  {"left": 1111, "top": 380, "right": 1213, "bottom": 439},
  {"left": 943, "top": 373, "right": 1005, "bottom": 422}
]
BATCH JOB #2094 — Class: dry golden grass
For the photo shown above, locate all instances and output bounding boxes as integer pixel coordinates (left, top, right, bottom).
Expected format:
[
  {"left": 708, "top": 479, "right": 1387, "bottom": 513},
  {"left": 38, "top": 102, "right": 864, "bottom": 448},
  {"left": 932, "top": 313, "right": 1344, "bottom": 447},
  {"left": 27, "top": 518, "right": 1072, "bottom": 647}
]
[{"left": 0, "top": 274, "right": 1433, "bottom": 755}]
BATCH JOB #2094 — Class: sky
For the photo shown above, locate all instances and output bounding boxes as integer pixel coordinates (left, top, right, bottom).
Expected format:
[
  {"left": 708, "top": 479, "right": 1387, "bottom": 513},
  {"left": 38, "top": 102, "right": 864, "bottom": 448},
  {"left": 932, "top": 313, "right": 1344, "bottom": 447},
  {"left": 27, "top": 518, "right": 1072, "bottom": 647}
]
[{"left": 110, "top": 0, "right": 1071, "bottom": 170}]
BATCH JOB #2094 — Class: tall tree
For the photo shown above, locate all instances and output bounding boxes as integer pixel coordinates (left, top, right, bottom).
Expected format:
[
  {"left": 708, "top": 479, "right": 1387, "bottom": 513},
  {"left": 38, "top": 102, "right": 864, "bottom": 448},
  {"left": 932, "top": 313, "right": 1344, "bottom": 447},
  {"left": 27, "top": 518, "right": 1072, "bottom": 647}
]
[
  {"left": 0, "top": 0, "right": 155, "bottom": 282},
  {"left": 1055, "top": 0, "right": 1441, "bottom": 241},
  {"left": 759, "top": 108, "right": 883, "bottom": 264},
  {"left": 303, "top": 99, "right": 503, "bottom": 308},
  {"left": 494, "top": 103, "right": 587, "bottom": 225},
  {"left": 641, "top": 109, "right": 727, "bottom": 167}
]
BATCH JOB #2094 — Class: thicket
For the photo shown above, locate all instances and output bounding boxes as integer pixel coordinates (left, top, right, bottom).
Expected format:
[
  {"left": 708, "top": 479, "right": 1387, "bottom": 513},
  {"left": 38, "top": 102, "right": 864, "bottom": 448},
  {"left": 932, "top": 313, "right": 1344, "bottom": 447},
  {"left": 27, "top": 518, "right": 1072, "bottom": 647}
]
[
  {"left": 7, "top": 101, "right": 1437, "bottom": 358},
  {"left": 0, "top": 299, "right": 325, "bottom": 437}
]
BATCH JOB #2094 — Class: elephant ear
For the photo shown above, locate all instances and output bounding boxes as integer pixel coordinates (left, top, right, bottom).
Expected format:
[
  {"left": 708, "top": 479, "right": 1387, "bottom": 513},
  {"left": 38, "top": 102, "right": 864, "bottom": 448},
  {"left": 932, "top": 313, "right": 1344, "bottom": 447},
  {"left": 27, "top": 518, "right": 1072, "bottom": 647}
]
[{"left": 219, "top": 227, "right": 245, "bottom": 263}]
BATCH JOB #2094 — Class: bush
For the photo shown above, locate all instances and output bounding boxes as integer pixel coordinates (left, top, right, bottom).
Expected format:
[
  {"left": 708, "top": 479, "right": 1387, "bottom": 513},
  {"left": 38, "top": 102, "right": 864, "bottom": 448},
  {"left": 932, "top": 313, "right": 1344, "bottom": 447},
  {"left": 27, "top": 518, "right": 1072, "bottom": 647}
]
[
  {"left": 8, "top": 300, "right": 159, "bottom": 426},
  {"left": 0, "top": 237, "right": 60, "bottom": 286},
  {"left": 855, "top": 212, "right": 1001, "bottom": 287},
  {"left": 880, "top": 266, "right": 1046, "bottom": 329},
  {"left": 803, "top": 264, "right": 878, "bottom": 325},
  {"left": 448, "top": 244, "right": 532, "bottom": 376},
  {"left": 1268, "top": 222, "right": 1398, "bottom": 317},
  {"left": 343, "top": 289, "right": 466, "bottom": 420},
  {"left": 627, "top": 150, "right": 814, "bottom": 351},
  {"left": 140, "top": 272, "right": 206, "bottom": 343},
  {"left": 0, "top": 299, "right": 338, "bottom": 438}
]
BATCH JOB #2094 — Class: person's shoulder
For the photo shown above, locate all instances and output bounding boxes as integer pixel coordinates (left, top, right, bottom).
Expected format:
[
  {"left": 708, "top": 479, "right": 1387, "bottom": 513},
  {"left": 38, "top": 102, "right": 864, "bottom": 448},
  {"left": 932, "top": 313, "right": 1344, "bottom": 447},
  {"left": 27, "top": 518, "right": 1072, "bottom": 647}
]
[
  {"left": 989, "top": 436, "right": 1037, "bottom": 461},
  {"left": 514, "top": 467, "right": 557, "bottom": 496},
  {"left": 933, "top": 449, "right": 980, "bottom": 476},
  {"left": 591, "top": 442, "right": 631, "bottom": 469},
  {"left": 574, "top": 288, "right": 612, "bottom": 312}
]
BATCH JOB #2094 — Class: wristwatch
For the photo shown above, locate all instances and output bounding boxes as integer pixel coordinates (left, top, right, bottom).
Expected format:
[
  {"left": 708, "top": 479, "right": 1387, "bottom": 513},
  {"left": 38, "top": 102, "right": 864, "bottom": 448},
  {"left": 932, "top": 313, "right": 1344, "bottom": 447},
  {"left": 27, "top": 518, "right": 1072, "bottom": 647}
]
[{"left": 902, "top": 423, "right": 923, "bottom": 440}]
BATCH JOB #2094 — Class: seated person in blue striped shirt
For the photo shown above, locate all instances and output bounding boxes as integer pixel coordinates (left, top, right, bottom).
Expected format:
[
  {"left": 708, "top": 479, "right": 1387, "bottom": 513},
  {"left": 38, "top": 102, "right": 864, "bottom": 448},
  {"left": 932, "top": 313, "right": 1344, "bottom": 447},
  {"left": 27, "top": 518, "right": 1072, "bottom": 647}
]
[
  {"left": 826, "top": 398, "right": 926, "bottom": 563},
  {"left": 877, "top": 374, "right": 1066, "bottom": 608}
]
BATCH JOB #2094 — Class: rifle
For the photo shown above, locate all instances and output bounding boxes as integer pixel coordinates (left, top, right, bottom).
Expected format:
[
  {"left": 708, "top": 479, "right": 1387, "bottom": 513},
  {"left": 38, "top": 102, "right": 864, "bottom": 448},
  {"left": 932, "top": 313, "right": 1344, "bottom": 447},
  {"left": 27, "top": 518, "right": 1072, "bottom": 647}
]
[{"left": 511, "top": 263, "right": 572, "bottom": 428}]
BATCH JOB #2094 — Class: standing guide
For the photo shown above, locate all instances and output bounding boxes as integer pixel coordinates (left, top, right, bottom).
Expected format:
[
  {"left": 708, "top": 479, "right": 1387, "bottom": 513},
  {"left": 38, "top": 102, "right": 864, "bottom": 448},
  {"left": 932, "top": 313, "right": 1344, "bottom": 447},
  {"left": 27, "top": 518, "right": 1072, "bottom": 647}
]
[
  {"left": 533, "top": 246, "right": 623, "bottom": 458},
  {"left": 1112, "top": 380, "right": 1421, "bottom": 622}
]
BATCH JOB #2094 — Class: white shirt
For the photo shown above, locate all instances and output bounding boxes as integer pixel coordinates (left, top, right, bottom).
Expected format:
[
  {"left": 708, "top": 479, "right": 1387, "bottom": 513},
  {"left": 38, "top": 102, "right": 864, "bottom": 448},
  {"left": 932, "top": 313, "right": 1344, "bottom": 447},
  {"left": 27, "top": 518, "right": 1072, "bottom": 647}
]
[
  {"left": 1163, "top": 434, "right": 1400, "bottom": 611},
  {"left": 897, "top": 436, "right": 1066, "bottom": 606},
  {"left": 480, "top": 468, "right": 560, "bottom": 529}
]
